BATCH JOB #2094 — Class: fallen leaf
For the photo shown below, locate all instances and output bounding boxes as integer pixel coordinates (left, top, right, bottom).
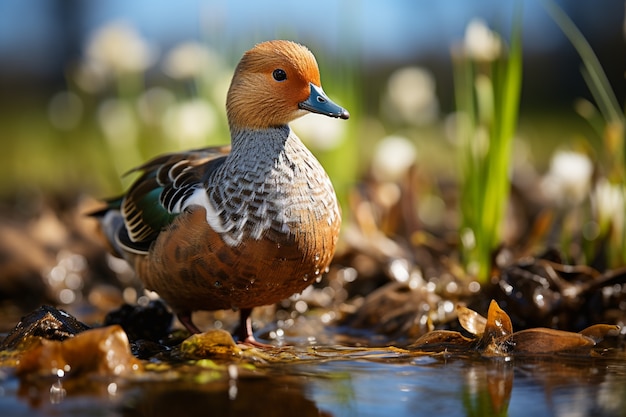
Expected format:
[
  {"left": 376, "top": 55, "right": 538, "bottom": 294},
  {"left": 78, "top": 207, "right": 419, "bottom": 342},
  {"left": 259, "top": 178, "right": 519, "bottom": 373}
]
[
  {"left": 457, "top": 304, "right": 486, "bottom": 336},
  {"left": 483, "top": 300, "right": 513, "bottom": 338},
  {"left": 496, "top": 328, "right": 595, "bottom": 355},
  {"left": 578, "top": 324, "right": 620, "bottom": 343},
  {"left": 408, "top": 330, "right": 474, "bottom": 351}
]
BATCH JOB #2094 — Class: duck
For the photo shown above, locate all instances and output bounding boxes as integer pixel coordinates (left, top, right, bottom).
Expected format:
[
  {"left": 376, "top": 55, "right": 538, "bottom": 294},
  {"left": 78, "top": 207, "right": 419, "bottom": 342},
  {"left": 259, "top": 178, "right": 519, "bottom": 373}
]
[{"left": 95, "top": 40, "right": 349, "bottom": 345}]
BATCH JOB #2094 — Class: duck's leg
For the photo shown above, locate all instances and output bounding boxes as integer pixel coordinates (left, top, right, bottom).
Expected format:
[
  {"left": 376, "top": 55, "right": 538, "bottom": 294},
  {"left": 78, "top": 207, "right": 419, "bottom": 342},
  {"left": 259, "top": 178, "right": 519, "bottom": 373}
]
[
  {"left": 237, "top": 308, "right": 270, "bottom": 347},
  {"left": 177, "top": 311, "right": 201, "bottom": 334},
  {"left": 237, "top": 308, "right": 255, "bottom": 342}
]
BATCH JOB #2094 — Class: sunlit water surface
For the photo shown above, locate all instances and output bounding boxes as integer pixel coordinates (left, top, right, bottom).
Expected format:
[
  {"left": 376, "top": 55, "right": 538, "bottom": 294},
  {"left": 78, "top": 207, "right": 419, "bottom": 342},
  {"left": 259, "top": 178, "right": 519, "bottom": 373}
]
[{"left": 2, "top": 348, "right": 625, "bottom": 417}]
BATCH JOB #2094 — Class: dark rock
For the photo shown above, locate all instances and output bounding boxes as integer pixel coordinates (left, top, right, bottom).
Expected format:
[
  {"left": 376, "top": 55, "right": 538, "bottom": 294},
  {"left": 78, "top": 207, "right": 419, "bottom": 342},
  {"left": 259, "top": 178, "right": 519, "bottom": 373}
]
[
  {"left": 131, "top": 339, "right": 170, "bottom": 360},
  {"left": 104, "top": 300, "right": 173, "bottom": 342},
  {"left": 0, "top": 305, "right": 90, "bottom": 350}
]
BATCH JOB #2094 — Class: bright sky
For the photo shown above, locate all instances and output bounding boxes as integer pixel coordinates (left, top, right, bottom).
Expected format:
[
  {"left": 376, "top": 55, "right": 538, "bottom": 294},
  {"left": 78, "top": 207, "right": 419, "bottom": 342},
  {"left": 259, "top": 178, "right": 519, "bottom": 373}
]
[{"left": 0, "top": 0, "right": 621, "bottom": 75}]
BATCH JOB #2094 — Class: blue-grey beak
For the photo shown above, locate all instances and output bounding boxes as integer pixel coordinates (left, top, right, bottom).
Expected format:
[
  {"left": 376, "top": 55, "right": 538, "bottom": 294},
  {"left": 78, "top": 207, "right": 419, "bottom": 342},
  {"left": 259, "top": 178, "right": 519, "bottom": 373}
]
[{"left": 299, "top": 83, "right": 350, "bottom": 120}]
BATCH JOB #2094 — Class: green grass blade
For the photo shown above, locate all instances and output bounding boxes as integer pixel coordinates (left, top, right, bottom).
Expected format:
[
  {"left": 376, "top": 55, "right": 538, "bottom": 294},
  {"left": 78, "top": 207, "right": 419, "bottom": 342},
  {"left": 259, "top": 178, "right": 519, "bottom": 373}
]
[{"left": 541, "top": 0, "right": 624, "bottom": 126}]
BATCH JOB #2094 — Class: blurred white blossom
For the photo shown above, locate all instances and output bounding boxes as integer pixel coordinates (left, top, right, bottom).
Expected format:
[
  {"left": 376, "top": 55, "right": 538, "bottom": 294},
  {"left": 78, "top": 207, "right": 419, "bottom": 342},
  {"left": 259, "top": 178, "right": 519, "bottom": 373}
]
[
  {"left": 73, "top": 59, "right": 110, "bottom": 93},
  {"left": 85, "top": 20, "right": 157, "bottom": 75},
  {"left": 463, "top": 19, "right": 502, "bottom": 61},
  {"left": 382, "top": 67, "right": 438, "bottom": 126},
  {"left": 163, "top": 42, "right": 225, "bottom": 80},
  {"left": 164, "top": 99, "right": 217, "bottom": 148},
  {"left": 97, "top": 99, "right": 138, "bottom": 146},
  {"left": 592, "top": 178, "right": 625, "bottom": 234},
  {"left": 418, "top": 194, "right": 446, "bottom": 228},
  {"left": 540, "top": 150, "right": 593, "bottom": 206},
  {"left": 291, "top": 113, "right": 347, "bottom": 151},
  {"left": 371, "top": 135, "right": 417, "bottom": 182},
  {"left": 136, "top": 87, "right": 176, "bottom": 126},
  {"left": 97, "top": 99, "right": 142, "bottom": 176}
]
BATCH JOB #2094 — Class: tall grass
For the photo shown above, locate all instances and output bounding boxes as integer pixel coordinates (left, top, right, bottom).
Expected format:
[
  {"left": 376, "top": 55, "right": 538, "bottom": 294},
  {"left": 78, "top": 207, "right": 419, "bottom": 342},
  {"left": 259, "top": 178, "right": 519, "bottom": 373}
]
[
  {"left": 454, "top": 12, "right": 523, "bottom": 282},
  {"left": 542, "top": 0, "right": 626, "bottom": 267}
]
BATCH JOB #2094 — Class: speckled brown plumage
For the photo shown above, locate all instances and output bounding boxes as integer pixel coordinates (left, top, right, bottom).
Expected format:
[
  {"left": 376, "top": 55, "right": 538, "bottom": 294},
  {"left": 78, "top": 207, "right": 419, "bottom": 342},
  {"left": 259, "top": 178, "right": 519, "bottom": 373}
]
[
  {"left": 95, "top": 40, "right": 349, "bottom": 344},
  {"left": 137, "top": 205, "right": 338, "bottom": 313}
]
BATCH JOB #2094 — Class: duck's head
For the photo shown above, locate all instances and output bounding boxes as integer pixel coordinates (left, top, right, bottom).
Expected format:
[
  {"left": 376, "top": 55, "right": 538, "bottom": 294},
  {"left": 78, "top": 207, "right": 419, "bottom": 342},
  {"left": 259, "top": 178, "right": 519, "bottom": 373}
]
[{"left": 226, "top": 40, "right": 350, "bottom": 130}]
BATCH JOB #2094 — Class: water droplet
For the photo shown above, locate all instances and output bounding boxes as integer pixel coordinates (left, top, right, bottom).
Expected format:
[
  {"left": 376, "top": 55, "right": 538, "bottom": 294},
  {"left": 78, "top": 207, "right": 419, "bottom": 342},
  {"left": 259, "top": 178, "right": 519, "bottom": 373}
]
[
  {"left": 303, "top": 274, "right": 309, "bottom": 282},
  {"left": 276, "top": 243, "right": 281, "bottom": 249},
  {"left": 314, "top": 254, "right": 320, "bottom": 261},
  {"left": 214, "top": 281, "right": 222, "bottom": 288},
  {"left": 107, "top": 382, "right": 118, "bottom": 396},
  {"left": 295, "top": 300, "right": 308, "bottom": 313}
]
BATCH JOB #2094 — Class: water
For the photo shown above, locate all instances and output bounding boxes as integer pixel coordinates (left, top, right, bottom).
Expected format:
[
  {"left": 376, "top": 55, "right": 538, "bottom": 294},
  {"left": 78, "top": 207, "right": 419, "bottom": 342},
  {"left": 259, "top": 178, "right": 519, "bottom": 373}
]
[
  {"left": 302, "top": 355, "right": 626, "bottom": 417},
  {"left": 2, "top": 349, "right": 625, "bottom": 417}
]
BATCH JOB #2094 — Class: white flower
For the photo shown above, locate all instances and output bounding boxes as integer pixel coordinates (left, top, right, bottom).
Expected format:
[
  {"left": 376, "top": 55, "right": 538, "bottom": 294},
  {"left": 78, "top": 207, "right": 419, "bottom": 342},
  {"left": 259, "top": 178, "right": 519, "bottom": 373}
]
[
  {"left": 97, "top": 98, "right": 142, "bottom": 175},
  {"left": 136, "top": 87, "right": 176, "bottom": 126},
  {"left": 85, "top": 20, "right": 156, "bottom": 74},
  {"left": 371, "top": 135, "right": 417, "bottom": 182},
  {"left": 163, "top": 42, "right": 224, "bottom": 80},
  {"left": 97, "top": 99, "right": 138, "bottom": 146},
  {"left": 464, "top": 19, "right": 502, "bottom": 61},
  {"left": 73, "top": 59, "right": 109, "bottom": 93},
  {"left": 382, "top": 66, "right": 438, "bottom": 126},
  {"left": 164, "top": 99, "right": 217, "bottom": 148},
  {"left": 592, "top": 178, "right": 624, "bottom": 233},
  {"left": 540, "top": 150, "right": 593, "bottom": 206},
  {"left": 418, "top": 194, "right": 446, "bottom": 228}
]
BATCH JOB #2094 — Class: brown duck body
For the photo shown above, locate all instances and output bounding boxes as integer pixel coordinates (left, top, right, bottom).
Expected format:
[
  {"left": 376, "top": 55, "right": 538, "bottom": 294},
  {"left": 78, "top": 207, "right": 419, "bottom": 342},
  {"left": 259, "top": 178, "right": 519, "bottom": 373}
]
[
  {"left": 133, "top": 127, "right": 340, "bottom": 314},
  {"left": 97, "top": 40, "right": 349, "bottom": 343}
]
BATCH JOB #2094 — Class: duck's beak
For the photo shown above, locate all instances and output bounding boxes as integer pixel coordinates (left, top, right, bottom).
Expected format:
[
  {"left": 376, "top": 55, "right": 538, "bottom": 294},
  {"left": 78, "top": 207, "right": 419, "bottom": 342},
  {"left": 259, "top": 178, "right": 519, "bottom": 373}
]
[{"left": 299, "top": 83, "right": 350, "bottom": 120}]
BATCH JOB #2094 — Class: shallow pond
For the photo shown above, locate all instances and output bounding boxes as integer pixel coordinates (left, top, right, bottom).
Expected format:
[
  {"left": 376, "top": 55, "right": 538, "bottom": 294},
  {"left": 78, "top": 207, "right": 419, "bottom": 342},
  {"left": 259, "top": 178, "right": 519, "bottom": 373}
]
[{"left": 2, "top": 345, "right": 625, "bottom": 417}]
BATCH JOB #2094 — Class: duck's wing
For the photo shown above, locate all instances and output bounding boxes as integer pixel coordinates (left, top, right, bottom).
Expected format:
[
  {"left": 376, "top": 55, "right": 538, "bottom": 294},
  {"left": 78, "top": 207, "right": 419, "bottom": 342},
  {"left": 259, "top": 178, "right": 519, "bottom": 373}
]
[{"left": 104, "top": 146, "right": 230, "bottom": 255}]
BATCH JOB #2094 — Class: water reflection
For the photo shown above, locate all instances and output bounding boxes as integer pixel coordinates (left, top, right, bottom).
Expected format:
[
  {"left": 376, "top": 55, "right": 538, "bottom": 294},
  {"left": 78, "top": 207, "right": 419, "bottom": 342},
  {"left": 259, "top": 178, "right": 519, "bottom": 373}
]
[
  {"left": 462, "top": 358, "right": 512, "bottom": 417},
  {"left": 4, "top": 352, "right": 626, "bottom": 417},
  {"left": 119, "top": 375, "right": 330, "bottom": 417},
  {"left": 302, "top": 353, "right": 626, "bottom": 417}
]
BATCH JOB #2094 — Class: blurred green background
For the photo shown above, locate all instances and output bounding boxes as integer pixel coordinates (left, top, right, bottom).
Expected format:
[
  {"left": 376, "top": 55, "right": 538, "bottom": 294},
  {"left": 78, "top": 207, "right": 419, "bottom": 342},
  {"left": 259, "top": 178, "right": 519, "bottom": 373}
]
[{"left": 0, "top": 0, "right": 623, "bottom": 203}]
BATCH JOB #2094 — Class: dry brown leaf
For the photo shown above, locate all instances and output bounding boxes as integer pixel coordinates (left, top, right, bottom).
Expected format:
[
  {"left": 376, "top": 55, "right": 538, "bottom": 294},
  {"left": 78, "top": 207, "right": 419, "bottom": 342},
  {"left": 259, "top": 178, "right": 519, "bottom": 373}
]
[
  {"left": 408, "top": 330, "right": 474, "bottom": 351},
  {"left": 457, "top": 304, "right": 487, "bottom": 336},
  {"left": 578, "top": 324, "right": 620, "bottom": 343},
  {"left": 483, "top": 300, "right": 513, "bottom": 339},
  {"left": 498, "top": 328, "right": 595, "bottom": 354}
]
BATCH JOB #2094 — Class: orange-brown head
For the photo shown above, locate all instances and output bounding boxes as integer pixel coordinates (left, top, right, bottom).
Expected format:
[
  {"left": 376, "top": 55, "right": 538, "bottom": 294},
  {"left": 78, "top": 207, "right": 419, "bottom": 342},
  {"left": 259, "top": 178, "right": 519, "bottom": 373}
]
[{"left": 226, "top": 40, "right": 349, "bottom": 130}]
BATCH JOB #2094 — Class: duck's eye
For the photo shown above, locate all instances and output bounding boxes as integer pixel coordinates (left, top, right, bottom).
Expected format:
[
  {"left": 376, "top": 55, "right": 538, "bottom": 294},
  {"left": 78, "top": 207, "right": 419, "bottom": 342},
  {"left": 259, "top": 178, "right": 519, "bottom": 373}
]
[{"left": 272, "top": 69, "right": 287, "bottom": 81}]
